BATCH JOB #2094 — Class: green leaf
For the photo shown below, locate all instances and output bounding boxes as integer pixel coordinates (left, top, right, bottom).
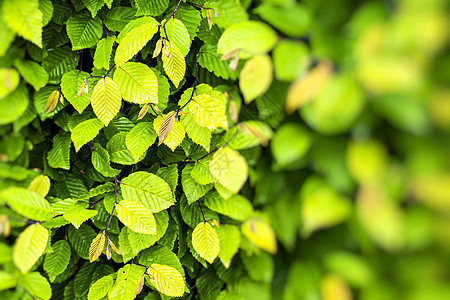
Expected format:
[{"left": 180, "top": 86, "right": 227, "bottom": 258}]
[
  {"left": 169, "top": 3, "right": 201, "bottom": 40},
  {"left": 27, "top": 174, "right": 51, "bottom": 197},
  {"left": 271, "top": 123, "right": 311, "bottom": 169},
  {"left": 39, "top": 0, "right": 53, "bottom": 26},
  {"left": 42, "top": 47, "right": 79, "bottom": 84},
  {"left": 0, "top": 68, "right": 20, "bottom": 99},
  {"left": 135, "top": 0, "right": 168, "bottom": 16},
  {"left": 125, "top": 122, "right": 157, "bottom": 159},
  {"left": 91, "top": 76, "right": 122, "bottom": 126},
  {"left": 192, "top": 222, "right": 220, "bottom": 264},
  {"left": 94, "top": 36, "right": 116, "bottom": 70},
  {"left": 1, "top": 0, "right": 43, "bottom": 47},
  {"left": 71, "top": 118, "right": 104, "bottom": 152},
  {"left": 181, "top": 111, "right": 211, "bottom": 152},
  {"left": 241, "top": 251, "right": 274, "bottom": 283},
  {"left": 0, "top": 187, "right": 53, "bottom": 221},
  {"left": 0, "top": 271, "right": 16, "bottom": 291},
  {"left": 239, "top": 54, "right": 273, "bottom": 103},
  {"left": 147, "top": 264, "right": 185, "bottom": 297},
  {"left": 13, "top": 223, "right": 49, "bottom": 273},
  {"left": 161, "top": 43, "right": 186, "bottom": 88},
  {"left": 188, "top": 91, "right": 228, "bottom": 130},
  {"left": 204, "top": 192, "right": 253, "bottom": 221},
  {"left": 120, "top": 171, "right": 175, "bottom": 213},
  {"left": 66, "top": 12, "right": 103, "bottom": 50},
  {"left": 13, "top": 59, "right": 48, "bottom": 91},
  {"left": 63, "top": 202, "right": 98, "bottom": 229},
  {"left": 68, "top": 223, "right": 97, "bottom": 260},
  {"left": 228, "top": 121, "right": 274, "bottom": 150},
  {"left": 217, "top": 225, "right": 241, "bottom": 268},
  {"left": 181, "top": 164, "right": 213, "bottom": 204},
  {"left": 255, "top": 3, "right": 312, "bottom": 38},
  {"left": 108, "top": 264, "right": 146, "bottom": 300},
  {"left": 198, "top": 44, "right": 239, "bottom": 80},
  {"left": 0, "top": 84, "right": 28, "bottom": 125},
  {"left": 153, "top": 113, "right": 186, "bottom": 151},
  {"left": 104, "top": 6, "right": 137, "bottom": 32},
  {"left": 43, "top": 240, "right": 71, "bottom": 282},
  {"left": 217, "top": 21, "right": 277, "bottom": 59},
  {"left": 77, "top": 182, "right": 115, "bottom": 201},
  {"left": 91, "top": 143, "right": 120, "bottom": 177},
  {"left": 191, "top": 161, "right": 215, "bottom": 185},
  {"left": 47, "top": 132, "right": 71, "bottom": 169},
  {"left": 107, "top": 132, "right": 146, "bottom": 165},
  {"left": 138, "top": 245, "right": 185, "bottom": 279},
  {"left": 0, "top": 16, "right": 15, "bottom": 56},
  {"left": 115, "top": 16, "right": 160, "bottom": 66},
  {"left": 156, "top": 165, "right": 179, "bottom": 194},
  {"left": 82, "top": 0, "right": 105, "bottom": 18},
  {"left": 161, "top": 18, "right": 191, "bottom": 57},
  {"left": 209, "top": 147, "right": 248, "bottom": 194},
  {"left": 202, "top": 0, "right": 248, "bottom": 29},
  {"left": 88, "top": 274, "right": 115, "bottom": 300},
  {"left": 19, "top": 272, "right": 52, "bottom": 300},
  {"left": 273, "top": 40, "right": 310, "bottom": 82},
  {"left": 116, "top": 200, "right": 157, "bottom": 235},
  {"left": 113, "top": 62, "right": 159, "bottom": 104}
]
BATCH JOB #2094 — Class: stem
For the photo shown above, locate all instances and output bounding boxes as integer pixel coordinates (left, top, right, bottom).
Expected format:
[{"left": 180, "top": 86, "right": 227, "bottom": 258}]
[
  {"left": 186, "top": 1, "right": 218, "bottom": 15},
  {"left": 161, "top": 0, "right": 183, "bottom": 40},
  {"left": 179, "top": 62, "right": 199, "bottom": 112},
  {"left": 105, "top": 177, "right": 118, "bottom": 232},
  {"left": 87, "top": 197, "right": 104, "bottom": 209},
  {"left": 197, "top": 201, "right": 206, "bottom": 223},
  {"left": 149, "top": 103, "right": 160, "bottom": 116}
]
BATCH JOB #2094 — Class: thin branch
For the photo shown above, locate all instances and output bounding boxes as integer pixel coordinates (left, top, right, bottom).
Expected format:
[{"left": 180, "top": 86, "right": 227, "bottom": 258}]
[
  {"left": 186, "top": 1, "right": 218, "bottom": 16},
  {"left": 197, "top": 201, "right": 206, "bottom": 223},
  {"left": 87, "top": 197, "right": 104, "bottom": 209},
  {"left": 179, "top": 62, "right": 199, "bottom": 112},
  {"left": 161, "top": 0, "right": 183, "bottom": 40},
  {"left": 105, "top": 177, "right": 118, "bottom": 232}
]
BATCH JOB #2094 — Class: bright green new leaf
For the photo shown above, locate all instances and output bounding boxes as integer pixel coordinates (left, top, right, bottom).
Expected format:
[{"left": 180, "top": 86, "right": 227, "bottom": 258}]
[
  {"left": 209, "top": 147, "right": 248, "bottom": 194},
  {"left": 181, "top": 112, "right": 211, "bottom": 152},
  {"left": 113, "top": 62, "right": 159, "bottom": 104},
  {"left": 0, "top": 84, "right": 29, "bottom": 125},
  {"left": 153, "top": 113, "right": 186, "bottom": 151},
  {"left": 0, "top": 16, "right": 15, "bottom": 56},
  {"left": 181, "top": 164, "right": 213, "bottom": 204},
  {"left": 191, "top": 161, "right": 215, "bottom": 185},
  {"left": 91, "top": 76, "right": 122, "bottom": 126},
  {"left": 161, "top": 43, "right": 186, "bottom": 88},
  {"left": 88, "top": 274, "right": 115, "bottom": 300},
  {"left": 18, "top": 272, "right": 52, "bottom": 300},
  {"left": 91, "top": 143, "right": 120, "bottom": 177},
  {"left": 1, "top": 0, "right": 43, "bottom": 47},
  {"left": 107, "top": 132, "right": 146, "bottom": 165},
  {"left": 217, "top": 225, "right": 241, "bottom": 268},
  {"left": 108, "top": 264, "right": 146, "bottom": 300},
  {"left": 116, "top": 200, "right": 157, "bottom": 235},
  {"left": 14, "top": 59, "right": 48, "bottom": 91},
  {"left": 93, "top": 37, "right": 116, "bottom": 70},
  {"left": 192, "top": 221, "right": 220, "bottom": 264},
  {"left": 0, "top": 187, "right": 53, "bottom": 221},
  {"left": 0, "top": 271, "right": 16, "bottom": 291},
  {"left": 188, "top": 92, "right": 228, "bottom": 130},
  {"left": 217, "top": 21, "right": 277, "bottom": 59},
  {"left": 120, "top": 171, "right": 175, "bottom": 213},
  {"left": 0, "top": 68, "right": 20, "bottom": 99},
  {"left": 204, "top": 192, "right": 253, "bottom": 221},
  {"left": 273, "top": 40, "right": 310, "bottom": 82},
  {"left": 135, "top": 0, "right": 168, "bottom": 17},
  {"left": 147, "top": 263, "right": 185, "bottom": 297},
  {"left": 27, "top": 174, "right": 51, "bottom": 197},
  {"left": 13, "top": 223, "right": 49, "bottom": 273},
  {"left": 71, "top": 118, "right": 104, "bottom": 151},
  {"left": 61, "top": 70, "right": 93, "bottom": 113},
  {"left": 227, "top": 121, "right": 274, "bottom": 149},
  {"left": 63, "top": 203, "right": 98, "bottom": 229},
  {"left": 241, "top": 215, "right": 277, "bottom": 254},
  {"left": 239, "top": 54, "right": 273, "bottom": 103},
  {"left": 104, "top": 7, "right": 137, "bottom": 32},
  {"left": 66, "top": 13, "right": 102, "bottom": 50},
  {"left": 115, "top": 17, "right": 160, "bottom": 66},
  {"left": 161, "top": 18, "right": 191, "bottom": 57},
  {"left": 125, "top": 122, "right": 157, "bottom": 159},
  {"left": 82, "top": 0, "right": 105, "bottom": 18},
  {"left": 47, "top": 132, "right": 71, "bottom": 169},
  {"left": 43, "top": 240, "right": 71, "bottom": 282}
]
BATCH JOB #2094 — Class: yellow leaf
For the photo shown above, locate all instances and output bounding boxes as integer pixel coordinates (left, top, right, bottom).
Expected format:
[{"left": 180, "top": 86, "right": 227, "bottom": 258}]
[
  {"left": 286, "top": 61, "right": 333, "bottom": 114},
  {"left": 162, "top": 44, "right": 185, "bottom": 88},
  {"left": 108, "top": 238, "right": 122, "bottom": 255},
  {"left": 91, "top": 77, "right": 122, "bottom": 126},
  {"left": 138, "top": 103, "right": 149, "bottom": 120},
  {"left": 209, "top": 147, "right": 248, "bottom": 194},
  {"left": 147, "top": 264, "right": 185, "bottom": 297},
  {"left": 157, "top": 111, "right": 176, "bottom": 146},
  {"left": 153, "top": 39, "right": 163, "bottom": 58},
  {"left": 153, "top": 113, "right": 185, "bottom": 151},
  {"left": 89, "top": 231, "right": 105, "bottom": 263},
  {"left": 27, "top": 175, "right": 51, "bottom": 197},
  {"left": 188, "top": 92, "right": 228, "bottom": 130},
  {"left": 192, "top": 222, "right": 220, "bottom": 264},
  {"left": 135, "top": 274, "right": 145, "bottom": 295},
  {"left": 321, "top": 274, "right": 353, "bottom": 300},
  {"left": 44, "top": 90, "right": 60, "bottom": 114},
  {"left": 239, "top": 54, "right": 273, "bottom": 103},
  {"left": 115, "top": 200, "right": 157, "bottom": 235},
  {"left": 13, "top": 223, "right": 49, "bottom": 273},
  {"left": 241, "top": 215, "right": 277, "bottom": 254},
  {"left": 0, "top": 214, "right": 10, "bottom": 236}
]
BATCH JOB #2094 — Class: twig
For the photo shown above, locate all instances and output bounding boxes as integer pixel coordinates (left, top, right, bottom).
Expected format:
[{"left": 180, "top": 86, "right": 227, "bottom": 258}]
[
  {"left": 105, "top": 177, "right": 118, "bottom": 232},
  {"left": 178, "top": 62, "right": 199, "bottom": 113},
  {"left": 197, "top": 201, "right": 206, "bottom": 223},
  {"left": 160, "top": 0, "right": 183, "bottom": 41}
]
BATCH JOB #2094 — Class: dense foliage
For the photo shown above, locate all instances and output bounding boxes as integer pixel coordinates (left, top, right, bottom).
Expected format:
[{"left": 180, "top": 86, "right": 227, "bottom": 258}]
[{"left": 0, "top": 0, "right": 449, "bottom": 299}]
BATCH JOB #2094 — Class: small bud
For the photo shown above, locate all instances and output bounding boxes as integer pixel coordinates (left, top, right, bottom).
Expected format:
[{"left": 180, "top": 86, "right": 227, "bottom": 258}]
[
  {"left": 214, "top": 10, "right": 219, "bottom": 18},
  {"left": 220, "top": 49, "right": 239, "bottom": 61},
  {"left": 77, "top": 79, "right": 87, "bottom": 98},
  {"left": 163, "top": 41, "right": 171, "bottom": 58},
  {"left": 135, "top": 274, "right": 145, "bottom": 294},
  {"left": 58, "top": 92, "right": 64, "bottom": 104},
  {"left": 228, "top": 54, "right": 239, "bottom": 71},
  {"left": 108, "top": 238, "right": 122, "bottom": 255},
  {"left": 138, "top": 103, "right": 149, "bottom": 120},
  {"left": 207, "top": 9, "right": 213, "bottom": 29},
  {"left": 106, "top": 243, "right": 112, "bottom": 260},
  {"left": 44, "top": 90, "right": 59, "bottom": 114},
  {"left": 211, "top": 219, "right": 220, "bottom": 228},
  {"left": 153, "top": 39, "right": 163, "bottom": 58},
  {"left": 84, "top": 80, "right": 89, "bottom": 95}
]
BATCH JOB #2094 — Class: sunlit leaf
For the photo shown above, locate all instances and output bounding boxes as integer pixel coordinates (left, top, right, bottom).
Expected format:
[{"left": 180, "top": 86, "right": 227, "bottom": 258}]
[{"left": 192, "top": 221, "right": 220, "bottom": 264}]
